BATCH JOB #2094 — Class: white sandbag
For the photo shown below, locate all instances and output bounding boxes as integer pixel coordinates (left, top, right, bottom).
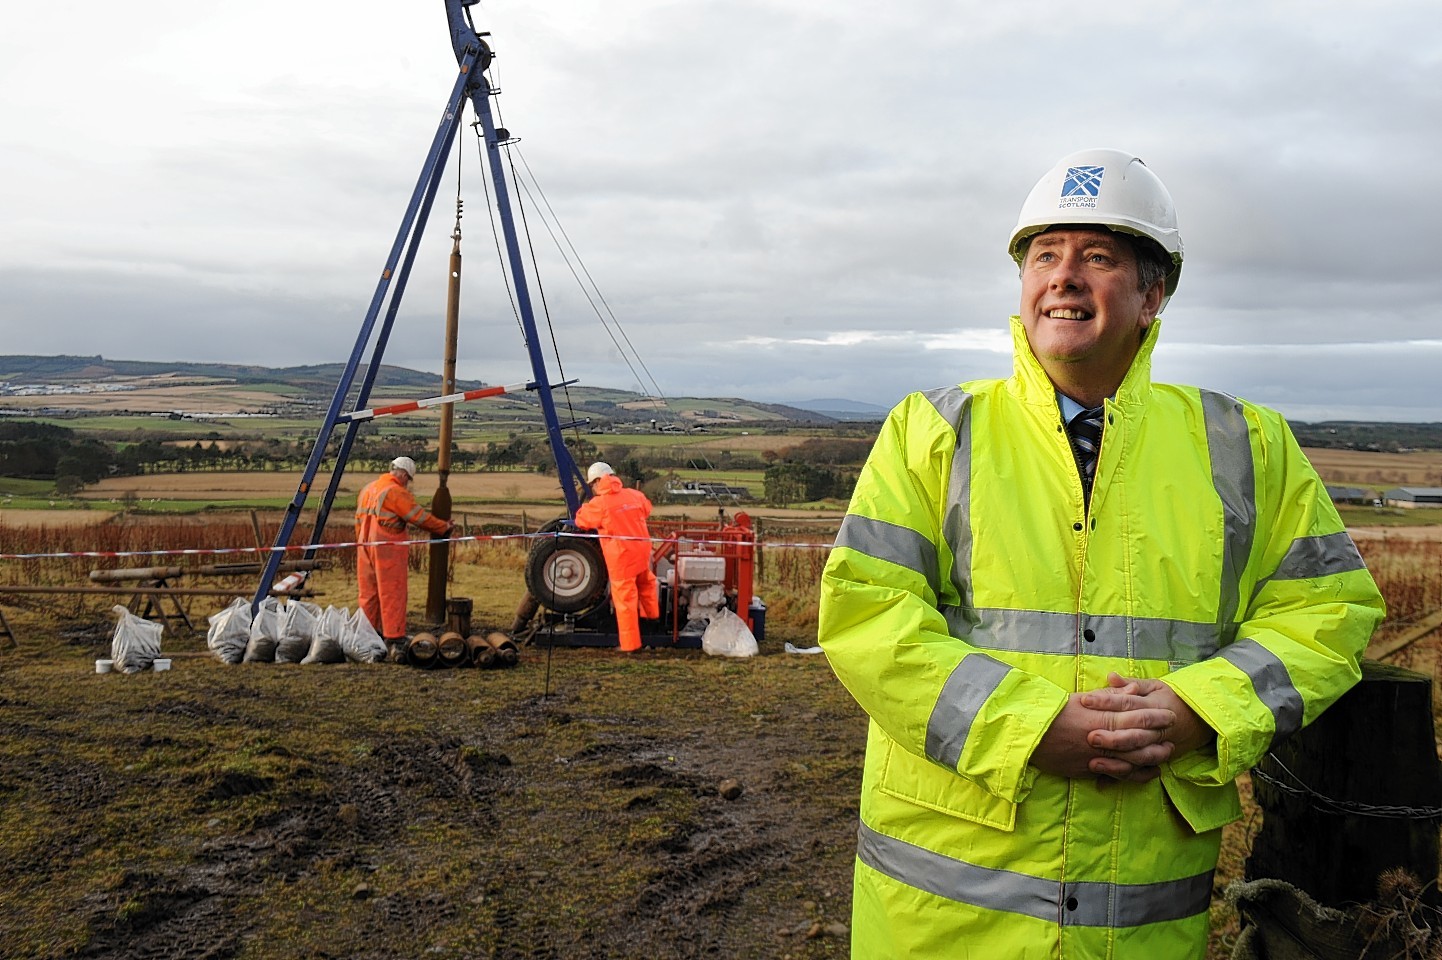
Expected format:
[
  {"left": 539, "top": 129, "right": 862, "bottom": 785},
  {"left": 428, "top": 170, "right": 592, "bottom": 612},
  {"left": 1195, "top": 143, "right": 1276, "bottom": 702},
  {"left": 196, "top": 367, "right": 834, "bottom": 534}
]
[
  {"left": 302, "top": 605, "right": 348, "bottom": 664},
  {"left": 109, "top": 604, "right": 163, "bottom": 673},
  {"left": 243, "top": 596, "right": 282, "bottom": 663},
  {"left": 274, "top": 600, "right": 321, "bottom": 663},
  {"left": 341, "top": 608, "right": 388, "bottom": 664},
  {"left": 701, "top": 607, "right": 758, "bottom": 658},
  {"left": 206, "top": 597, "right": 252, "bottom": 665}
]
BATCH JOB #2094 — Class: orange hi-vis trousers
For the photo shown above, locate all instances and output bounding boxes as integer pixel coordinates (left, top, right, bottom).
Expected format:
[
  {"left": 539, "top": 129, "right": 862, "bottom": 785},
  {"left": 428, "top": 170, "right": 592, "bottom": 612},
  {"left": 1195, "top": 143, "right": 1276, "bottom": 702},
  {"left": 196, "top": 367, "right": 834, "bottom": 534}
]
[
  {"left": 356, "top": 541, "right": 410, "bottom": 639},
  {"left": 611, "top": 567, "right": 661, "bottom": 652}
]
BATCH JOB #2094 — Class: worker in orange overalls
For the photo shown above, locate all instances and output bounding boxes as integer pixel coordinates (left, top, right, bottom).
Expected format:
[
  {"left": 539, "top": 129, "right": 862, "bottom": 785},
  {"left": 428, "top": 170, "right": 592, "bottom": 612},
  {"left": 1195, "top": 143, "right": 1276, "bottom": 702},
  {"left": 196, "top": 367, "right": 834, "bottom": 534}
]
[
  {"left": 354, "top": 456, "right": 455, "bottom": 648},
  {"left": 574, "top": 461, "right": 659, "bottom": 652}
]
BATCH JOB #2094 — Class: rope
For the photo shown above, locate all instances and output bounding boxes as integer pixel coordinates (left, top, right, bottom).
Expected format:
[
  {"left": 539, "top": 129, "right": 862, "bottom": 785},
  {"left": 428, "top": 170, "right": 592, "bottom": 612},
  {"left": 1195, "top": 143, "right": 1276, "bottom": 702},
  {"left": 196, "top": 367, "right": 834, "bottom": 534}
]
[
  {"left": 500, "top": 143, "right": 588, "bottom": 447},
  {"left": 512, "top": 148, "right": 665, "bottom": 402},
  {"left": 1252, "top": 752, "right": 1442, "bottom": 821},
  {"left": 471, "top": 115, "right": 524, "bottom": 337}
]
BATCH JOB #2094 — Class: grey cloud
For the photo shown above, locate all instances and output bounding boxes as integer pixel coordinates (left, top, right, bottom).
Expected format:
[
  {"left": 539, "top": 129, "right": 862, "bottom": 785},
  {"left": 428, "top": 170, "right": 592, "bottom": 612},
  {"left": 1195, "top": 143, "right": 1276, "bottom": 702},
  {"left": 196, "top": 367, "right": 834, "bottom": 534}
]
[{"left": 2, "top": 1, "right": 1439, "bottom": 424}]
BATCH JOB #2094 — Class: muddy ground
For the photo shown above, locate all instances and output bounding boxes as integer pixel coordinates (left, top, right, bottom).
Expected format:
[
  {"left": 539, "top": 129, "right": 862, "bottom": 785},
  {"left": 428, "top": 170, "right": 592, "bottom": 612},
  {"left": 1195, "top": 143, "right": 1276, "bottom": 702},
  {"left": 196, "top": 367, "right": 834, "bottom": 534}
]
[{"left": 0, "top": 615, "right": 864, "bottom": 960}]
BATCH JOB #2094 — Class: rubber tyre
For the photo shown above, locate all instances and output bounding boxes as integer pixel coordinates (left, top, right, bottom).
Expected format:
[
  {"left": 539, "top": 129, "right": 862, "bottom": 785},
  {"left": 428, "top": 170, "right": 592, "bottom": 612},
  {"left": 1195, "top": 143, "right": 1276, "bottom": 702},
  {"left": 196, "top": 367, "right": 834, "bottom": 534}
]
[{"left": 525, "top": 524, "right": 608, "bottom": 614}]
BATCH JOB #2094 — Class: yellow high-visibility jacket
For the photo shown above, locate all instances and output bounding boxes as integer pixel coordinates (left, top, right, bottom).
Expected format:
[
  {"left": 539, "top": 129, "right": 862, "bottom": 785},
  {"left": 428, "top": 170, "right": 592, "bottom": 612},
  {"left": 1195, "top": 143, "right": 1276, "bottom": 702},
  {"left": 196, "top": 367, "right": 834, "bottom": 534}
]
[{"left": 819, "top": 319, "right": 1384, "bottom": 959}]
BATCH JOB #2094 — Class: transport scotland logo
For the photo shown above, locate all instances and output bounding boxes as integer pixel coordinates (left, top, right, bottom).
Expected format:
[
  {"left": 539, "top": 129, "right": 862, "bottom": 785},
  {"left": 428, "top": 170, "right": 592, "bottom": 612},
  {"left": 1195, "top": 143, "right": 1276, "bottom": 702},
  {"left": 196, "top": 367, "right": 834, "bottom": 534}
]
[{"left": 1059, "top": 165, "right": 1104, "bottom": 208}]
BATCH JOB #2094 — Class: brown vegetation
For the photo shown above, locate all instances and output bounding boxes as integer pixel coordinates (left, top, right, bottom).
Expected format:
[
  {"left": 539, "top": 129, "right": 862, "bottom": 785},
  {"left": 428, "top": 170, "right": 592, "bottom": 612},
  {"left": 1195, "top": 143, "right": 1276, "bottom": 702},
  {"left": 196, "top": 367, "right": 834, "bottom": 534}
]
[
  {"left": 81, "top": 471, "right": 570, "bottom": 502},
  {"left": 1305, "top": 448, "right": 1442, "bottom": 489}
]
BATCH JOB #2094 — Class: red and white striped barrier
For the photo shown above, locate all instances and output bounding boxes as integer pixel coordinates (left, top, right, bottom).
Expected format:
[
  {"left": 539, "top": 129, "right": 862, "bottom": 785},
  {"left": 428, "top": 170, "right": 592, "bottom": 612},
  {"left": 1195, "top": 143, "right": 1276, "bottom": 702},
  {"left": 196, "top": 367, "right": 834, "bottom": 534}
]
[{"left": 339, "top": 380, "right": 535, "bottom": 423}]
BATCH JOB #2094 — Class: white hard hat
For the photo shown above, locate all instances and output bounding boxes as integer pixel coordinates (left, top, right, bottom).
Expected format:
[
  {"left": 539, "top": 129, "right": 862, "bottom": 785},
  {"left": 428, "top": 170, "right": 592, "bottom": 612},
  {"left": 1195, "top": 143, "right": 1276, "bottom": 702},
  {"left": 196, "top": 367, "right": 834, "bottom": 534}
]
[
  {"left": 586, "top": 461, "right": 614, "bottom": 483},
  {"left": 1008, "top": 148, "right": 1183, "bottom": 303},
  {"left": 391, "top": 456, "right": 417, "bottom": 479}
]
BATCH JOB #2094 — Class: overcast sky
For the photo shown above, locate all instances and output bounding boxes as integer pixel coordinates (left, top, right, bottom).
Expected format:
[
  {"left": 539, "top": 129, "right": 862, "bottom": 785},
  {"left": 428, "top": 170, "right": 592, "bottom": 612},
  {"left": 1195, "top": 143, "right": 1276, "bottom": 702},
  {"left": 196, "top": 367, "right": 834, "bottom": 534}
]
[{"left": 3, "top": 1, "right": 1440, "bottom": 422}]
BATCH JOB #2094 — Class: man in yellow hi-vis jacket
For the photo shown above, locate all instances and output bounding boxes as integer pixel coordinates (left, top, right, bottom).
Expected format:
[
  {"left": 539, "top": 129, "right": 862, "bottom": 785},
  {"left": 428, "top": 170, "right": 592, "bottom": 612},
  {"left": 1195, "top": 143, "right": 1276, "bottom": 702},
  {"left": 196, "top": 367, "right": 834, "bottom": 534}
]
[{"left": 818, "top": 148, "right": 1385, "bottom": 959}]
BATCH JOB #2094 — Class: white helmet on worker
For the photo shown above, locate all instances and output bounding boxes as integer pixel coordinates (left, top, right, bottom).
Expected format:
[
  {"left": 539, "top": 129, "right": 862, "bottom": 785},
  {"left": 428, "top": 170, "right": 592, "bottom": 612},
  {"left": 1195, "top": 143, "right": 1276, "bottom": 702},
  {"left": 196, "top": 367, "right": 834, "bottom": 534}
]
[
  {"left": 1008, "top": 147, "right": 1183, "bottom": 309},
  {"left": 390, "top": 456, "right": 417, "bottom": 479},
  {"left": 586, "top": 461, "right": 614, "bottom": 484}
]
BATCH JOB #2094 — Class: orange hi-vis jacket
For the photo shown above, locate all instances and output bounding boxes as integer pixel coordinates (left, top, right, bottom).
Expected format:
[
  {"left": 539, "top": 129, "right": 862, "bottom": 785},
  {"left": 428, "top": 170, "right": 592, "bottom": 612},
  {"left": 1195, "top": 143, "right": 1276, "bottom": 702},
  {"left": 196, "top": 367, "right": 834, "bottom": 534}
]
[
  {"left": 575, "top": 474, "right": 654, "bottom": 577},
  {"left": 575, "top": 474, "right": 658, "bottom": 651},
  {"left": 354, "top": 472, "right": 450, "bottom": 639}
]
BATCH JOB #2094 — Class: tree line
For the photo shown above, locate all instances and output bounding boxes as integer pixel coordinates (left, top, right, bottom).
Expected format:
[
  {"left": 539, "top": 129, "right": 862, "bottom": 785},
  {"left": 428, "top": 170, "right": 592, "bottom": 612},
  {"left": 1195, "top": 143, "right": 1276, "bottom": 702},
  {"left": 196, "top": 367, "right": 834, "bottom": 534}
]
[{"left": 0, "top": 422, "right": 878, "bottom": 506}]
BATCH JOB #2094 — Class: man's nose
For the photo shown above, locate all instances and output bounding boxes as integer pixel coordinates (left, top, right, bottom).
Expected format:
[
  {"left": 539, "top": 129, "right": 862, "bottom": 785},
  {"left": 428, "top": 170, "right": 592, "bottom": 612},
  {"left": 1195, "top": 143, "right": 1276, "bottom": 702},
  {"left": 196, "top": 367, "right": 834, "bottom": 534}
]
[{"left": 1049, "top": 257, "right": 1084, "bottom": 290}]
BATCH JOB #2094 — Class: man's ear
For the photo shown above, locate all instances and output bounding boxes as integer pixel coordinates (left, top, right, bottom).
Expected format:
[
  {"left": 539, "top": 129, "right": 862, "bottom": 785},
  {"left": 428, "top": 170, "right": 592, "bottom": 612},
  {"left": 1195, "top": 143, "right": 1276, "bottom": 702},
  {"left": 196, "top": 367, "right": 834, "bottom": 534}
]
[{"left": 1139, "top": 280, "right": 1165, "bottom": 328}]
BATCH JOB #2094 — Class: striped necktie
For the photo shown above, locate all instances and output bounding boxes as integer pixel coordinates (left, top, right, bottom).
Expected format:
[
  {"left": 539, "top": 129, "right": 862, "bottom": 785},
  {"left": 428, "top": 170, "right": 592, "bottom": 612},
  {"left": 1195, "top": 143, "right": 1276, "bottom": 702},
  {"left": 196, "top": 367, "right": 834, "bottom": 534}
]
[{"left": 1067, "top": 405, "right": 1105, "bottom": 505}]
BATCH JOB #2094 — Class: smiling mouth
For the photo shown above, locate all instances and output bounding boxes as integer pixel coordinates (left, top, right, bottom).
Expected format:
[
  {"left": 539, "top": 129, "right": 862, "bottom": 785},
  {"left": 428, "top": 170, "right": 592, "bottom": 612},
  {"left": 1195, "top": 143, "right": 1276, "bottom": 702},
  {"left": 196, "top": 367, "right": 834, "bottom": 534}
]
[{"left": 1047, "top": 308, "right": 1093, "bottom": 321}]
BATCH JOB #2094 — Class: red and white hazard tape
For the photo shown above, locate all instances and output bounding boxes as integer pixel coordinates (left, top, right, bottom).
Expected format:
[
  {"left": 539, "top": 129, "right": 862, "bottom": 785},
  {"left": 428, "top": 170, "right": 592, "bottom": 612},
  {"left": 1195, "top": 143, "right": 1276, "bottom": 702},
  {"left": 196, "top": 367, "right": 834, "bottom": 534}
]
[{"left": 0, "top": 530, "right": 834, "bottom": 562}]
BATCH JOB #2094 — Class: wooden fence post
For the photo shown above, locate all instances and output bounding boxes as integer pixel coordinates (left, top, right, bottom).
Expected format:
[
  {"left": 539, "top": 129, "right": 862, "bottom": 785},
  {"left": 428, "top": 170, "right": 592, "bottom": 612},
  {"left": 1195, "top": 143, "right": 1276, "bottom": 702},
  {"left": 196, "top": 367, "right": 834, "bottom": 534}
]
[
  {"left": 755, "top": 516, "right": 765, "bottom": 584},
  {"left": 1246, "top": 659, "right": 1442, "bottom": 909}
]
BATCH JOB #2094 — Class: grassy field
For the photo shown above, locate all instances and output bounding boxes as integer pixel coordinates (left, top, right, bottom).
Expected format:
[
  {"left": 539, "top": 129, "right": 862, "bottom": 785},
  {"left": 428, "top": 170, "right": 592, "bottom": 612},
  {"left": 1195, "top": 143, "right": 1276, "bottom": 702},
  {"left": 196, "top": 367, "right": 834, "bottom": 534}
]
[
  {"left": 5, "top": 468, "right": 856, "bottom": 526},
  {"left": 2, "top": 464, "right": 1441, "bottom": 958}
]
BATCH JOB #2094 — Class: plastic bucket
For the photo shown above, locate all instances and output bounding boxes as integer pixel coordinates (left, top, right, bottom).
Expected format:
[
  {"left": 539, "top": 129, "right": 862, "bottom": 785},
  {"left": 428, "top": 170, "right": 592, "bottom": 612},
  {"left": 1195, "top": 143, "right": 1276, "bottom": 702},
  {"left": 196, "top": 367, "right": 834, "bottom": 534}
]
[
  {"left": 152, "top": 659, "right": 172, "bottom": 672},
  {"left": 95, "top": 659, "right": 113, "bottom": 674},
  {"left": 747, "top": 597, "right": 767, "bottom": 643}
]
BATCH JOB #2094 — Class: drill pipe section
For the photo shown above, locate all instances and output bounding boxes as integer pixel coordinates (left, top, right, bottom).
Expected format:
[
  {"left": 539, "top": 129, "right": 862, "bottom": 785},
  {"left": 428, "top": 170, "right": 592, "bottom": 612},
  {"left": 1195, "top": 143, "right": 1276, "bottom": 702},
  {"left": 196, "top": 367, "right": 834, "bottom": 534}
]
[
  {"left": 89, "top": 560, "right": 325, "bottom": 583},
  {"left": 404, "top": 632, "right": 441, "bottom": 669},
  {"left": 0, "top": 585, "right": 318, "bottom": 597},
  {"left": 436, "top": 630, "right": 470, "bottom": 667},
  {"left": 483, "top": 631, "right": 519, "bottom": 668},
  {"left": 465, "top": 633, "right": 496, "bottom": 667}
]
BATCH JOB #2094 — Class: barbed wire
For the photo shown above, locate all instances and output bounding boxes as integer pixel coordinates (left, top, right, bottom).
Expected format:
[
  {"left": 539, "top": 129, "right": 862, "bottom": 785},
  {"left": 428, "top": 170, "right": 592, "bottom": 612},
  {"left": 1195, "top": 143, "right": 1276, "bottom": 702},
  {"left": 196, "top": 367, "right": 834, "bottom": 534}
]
[{"left": 1252, "top": 752, "right": 1442, "bottom": 821}]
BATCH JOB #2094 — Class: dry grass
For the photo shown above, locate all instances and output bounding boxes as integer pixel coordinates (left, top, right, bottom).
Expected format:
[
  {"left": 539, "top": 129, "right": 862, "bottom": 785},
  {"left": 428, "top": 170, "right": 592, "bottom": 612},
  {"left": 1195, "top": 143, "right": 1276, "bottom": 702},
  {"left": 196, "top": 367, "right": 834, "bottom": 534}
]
[
  {"left": 1305, "top": 448, "right": 1442, "bottom": 488},
  {"left": 81, "top": 471, "right": 570, "bottom": 502}
]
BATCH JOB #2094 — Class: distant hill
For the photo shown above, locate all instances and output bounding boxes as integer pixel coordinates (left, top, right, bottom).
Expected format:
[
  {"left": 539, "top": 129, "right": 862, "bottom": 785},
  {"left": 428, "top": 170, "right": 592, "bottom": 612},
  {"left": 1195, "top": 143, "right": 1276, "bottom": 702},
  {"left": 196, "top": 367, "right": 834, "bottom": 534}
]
[
  {"left": 0, "top": 355, "right": 839, "bottom": 426},
  {"left": 793, "top": 398, "right": 890, "bottom": 421},
  {"left": 0, "top": 355, "right": 472, "bottom": 394},
  {"left": 1289, "top": 420, "right": 1442, "bottom": 452}
]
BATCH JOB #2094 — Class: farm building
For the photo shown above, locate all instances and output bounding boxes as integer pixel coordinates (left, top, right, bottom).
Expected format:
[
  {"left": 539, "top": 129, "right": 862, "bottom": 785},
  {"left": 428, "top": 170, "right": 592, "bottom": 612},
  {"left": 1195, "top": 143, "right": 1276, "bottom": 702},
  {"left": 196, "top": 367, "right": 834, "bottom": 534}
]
[
  {"left": 1381, "top": 487, "right": 1442, "bottom": 508},
  {"left": 1325, "top": 485, "right": 1370, "bottom": 505},
  {"left": 664, "top": 480, "right": 752, "bottom": 502}
]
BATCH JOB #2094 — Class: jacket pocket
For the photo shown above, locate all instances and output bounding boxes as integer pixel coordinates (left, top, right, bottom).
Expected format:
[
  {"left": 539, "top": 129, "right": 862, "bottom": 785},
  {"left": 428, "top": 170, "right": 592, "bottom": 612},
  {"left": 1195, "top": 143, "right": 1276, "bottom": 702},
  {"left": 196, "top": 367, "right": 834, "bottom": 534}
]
[
  {"left": 876, "top": 738, "right": 1018, "bottom": 831},
  {"left": 1160, "top": 768, "right": 1242, "bottom": 834}
]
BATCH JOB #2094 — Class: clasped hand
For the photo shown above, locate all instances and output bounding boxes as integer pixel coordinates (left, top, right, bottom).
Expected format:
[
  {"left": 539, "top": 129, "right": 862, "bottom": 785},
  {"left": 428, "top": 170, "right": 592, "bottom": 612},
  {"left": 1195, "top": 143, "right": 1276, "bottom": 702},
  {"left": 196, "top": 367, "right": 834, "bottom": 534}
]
[{"left": 1031, "top": 673, "right": 1210, "bottom": 784}]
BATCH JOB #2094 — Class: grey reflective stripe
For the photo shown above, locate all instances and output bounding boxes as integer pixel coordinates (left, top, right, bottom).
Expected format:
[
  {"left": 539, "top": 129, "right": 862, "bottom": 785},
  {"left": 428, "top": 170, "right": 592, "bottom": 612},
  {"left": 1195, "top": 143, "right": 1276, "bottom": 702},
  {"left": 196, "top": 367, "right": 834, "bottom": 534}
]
[
  {"left": 1201, "top": 390, "right": 1256, "bottom": 637},
  {"left": 1218, "top": 639, "right": 1304, "bottom": 739},
  {"left": 857, "top": 821, "right": 1213, "bottom": 928},
  {"left": 834, "top": 514, "right": 940, "bottom": 599},
  {"left": 1265, "top": 531, "right": 1366, "bottom": 585},
  {"left": 924, "top": 384, "right": 970, "bottom": 433},
  {"left": 1249, "top": 530, "right": 1368, "bottom": 608},
  {"left": 925, "top": 653, "right": 1009, "bottom": 768},
  {"left": 928, "top": 386, "right": 976, "bottom": 622},
  {"left": 940, "top": 607, "right": 1222, "bottom": 663},
  {"left": 1063, "top": 871, "right": 1216, "bottom": 928}
]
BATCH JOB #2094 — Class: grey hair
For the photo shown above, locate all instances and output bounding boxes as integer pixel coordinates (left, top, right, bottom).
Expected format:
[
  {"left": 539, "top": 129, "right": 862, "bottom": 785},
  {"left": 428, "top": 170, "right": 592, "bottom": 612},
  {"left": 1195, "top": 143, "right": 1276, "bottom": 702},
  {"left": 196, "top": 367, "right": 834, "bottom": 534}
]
[{"left": 1129, "top": 236, "right": 1172, "bottom": 294}]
